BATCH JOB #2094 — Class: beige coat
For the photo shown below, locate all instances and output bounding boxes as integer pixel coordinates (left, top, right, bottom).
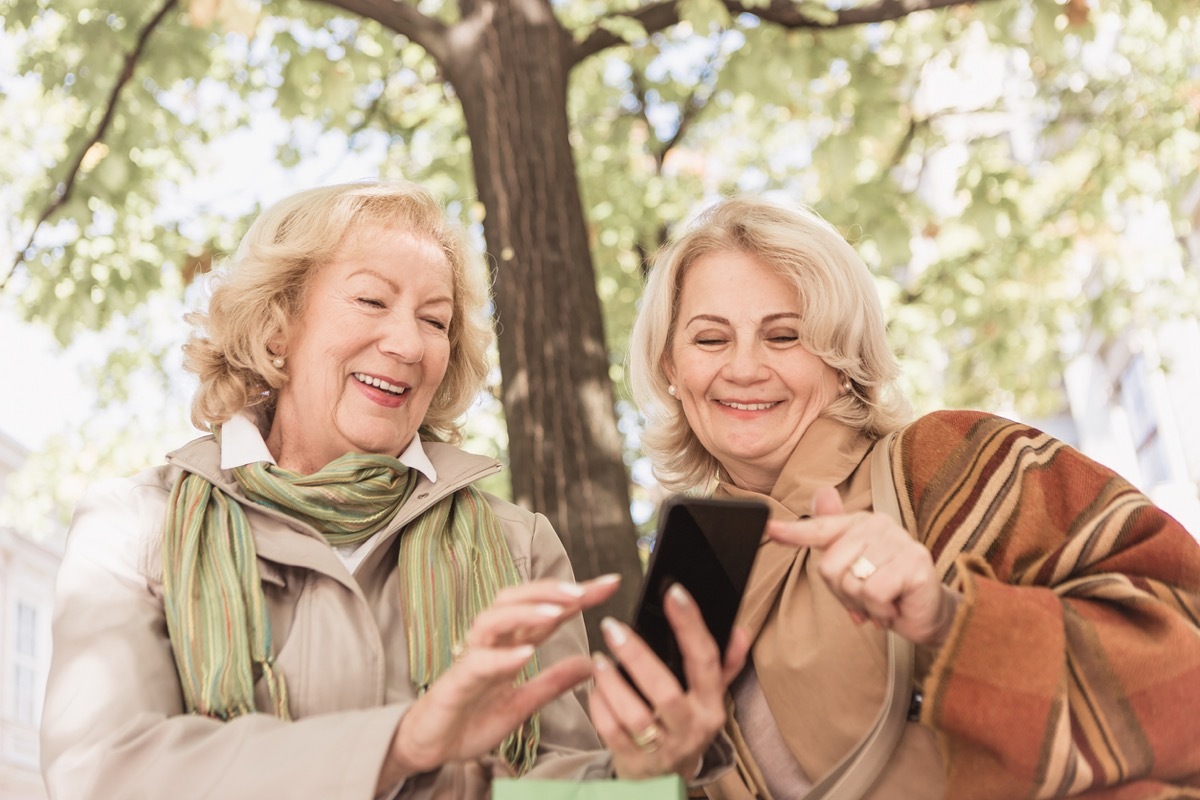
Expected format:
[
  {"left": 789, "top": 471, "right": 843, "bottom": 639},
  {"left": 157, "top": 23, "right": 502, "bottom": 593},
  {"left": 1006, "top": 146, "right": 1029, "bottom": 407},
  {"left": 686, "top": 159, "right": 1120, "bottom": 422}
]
[
  {"left": 705, "top": 418, "right": 943, "bottom": 800},
  {"left": 41, "top": 435, "right": 611, "bottom": 799}
]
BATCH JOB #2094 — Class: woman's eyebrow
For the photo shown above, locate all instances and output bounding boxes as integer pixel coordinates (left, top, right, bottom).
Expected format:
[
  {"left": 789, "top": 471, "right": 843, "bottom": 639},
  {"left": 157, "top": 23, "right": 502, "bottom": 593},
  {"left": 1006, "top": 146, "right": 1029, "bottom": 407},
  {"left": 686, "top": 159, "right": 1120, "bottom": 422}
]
[
  {"left": 684, "top": 312, "right": 800, "bottom": 326},
  {"left": 347, "top": 268, "right": 399, "bottom": 292}
]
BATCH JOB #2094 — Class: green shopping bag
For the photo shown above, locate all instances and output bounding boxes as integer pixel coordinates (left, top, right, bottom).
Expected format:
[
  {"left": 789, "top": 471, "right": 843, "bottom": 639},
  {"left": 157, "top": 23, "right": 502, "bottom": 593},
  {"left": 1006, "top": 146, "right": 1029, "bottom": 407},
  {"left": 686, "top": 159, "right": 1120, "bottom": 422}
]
[{"left": 492, "top": 774, "right": 686, "bottom": 799}]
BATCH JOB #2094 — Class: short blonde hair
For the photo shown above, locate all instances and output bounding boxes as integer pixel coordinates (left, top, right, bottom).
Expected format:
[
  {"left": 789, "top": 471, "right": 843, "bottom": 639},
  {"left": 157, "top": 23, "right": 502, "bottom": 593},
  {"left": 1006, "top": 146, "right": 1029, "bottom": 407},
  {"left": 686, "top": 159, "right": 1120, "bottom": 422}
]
[
  {"left": 184, "top": 180, "right": 492, "bottom": 443},
  {"left": 629, "top": 196, "right": 912, "bottom": 491}
]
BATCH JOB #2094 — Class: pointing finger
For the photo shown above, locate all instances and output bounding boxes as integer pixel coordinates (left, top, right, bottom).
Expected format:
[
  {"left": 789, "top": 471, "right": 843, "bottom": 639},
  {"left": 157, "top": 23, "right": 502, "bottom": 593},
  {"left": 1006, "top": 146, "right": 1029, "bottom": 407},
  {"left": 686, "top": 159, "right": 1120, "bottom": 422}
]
[{"left": 766, "top": 515, "right": 853, "bottom": 549}]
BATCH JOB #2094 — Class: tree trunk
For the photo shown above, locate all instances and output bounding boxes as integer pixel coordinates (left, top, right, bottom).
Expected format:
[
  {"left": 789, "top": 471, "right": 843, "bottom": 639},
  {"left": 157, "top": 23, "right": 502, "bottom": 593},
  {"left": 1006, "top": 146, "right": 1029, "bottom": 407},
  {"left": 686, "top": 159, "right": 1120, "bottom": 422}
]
[{"left": 441, "top": 0, "right": 641, "bottom": 644}]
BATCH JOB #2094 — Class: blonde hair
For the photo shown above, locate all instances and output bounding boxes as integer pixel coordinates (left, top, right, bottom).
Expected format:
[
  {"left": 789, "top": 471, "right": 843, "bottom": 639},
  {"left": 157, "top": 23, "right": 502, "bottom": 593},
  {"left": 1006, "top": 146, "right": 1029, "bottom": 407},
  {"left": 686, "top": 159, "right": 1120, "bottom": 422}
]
[
  {"left": 184, "top": 180, "right": 492, "bottom": 443},
  {"left": 629, "top": 196, "right": 912, "bottom": 491}
]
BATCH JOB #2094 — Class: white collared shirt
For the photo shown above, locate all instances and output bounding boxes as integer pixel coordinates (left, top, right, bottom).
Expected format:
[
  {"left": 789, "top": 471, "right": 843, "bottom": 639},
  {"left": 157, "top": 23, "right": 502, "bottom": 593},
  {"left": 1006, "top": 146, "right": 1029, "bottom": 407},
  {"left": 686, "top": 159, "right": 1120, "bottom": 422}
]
[{"left": 221, "top": 412, "right": 438, "bottom": 572}]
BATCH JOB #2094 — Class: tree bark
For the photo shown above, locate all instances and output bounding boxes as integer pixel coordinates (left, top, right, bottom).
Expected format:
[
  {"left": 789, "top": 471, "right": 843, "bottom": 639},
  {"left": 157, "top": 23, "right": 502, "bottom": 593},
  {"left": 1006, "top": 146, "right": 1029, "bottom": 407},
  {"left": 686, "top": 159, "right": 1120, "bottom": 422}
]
[{"left": 440, "top": 0, "right": 642, "bottom": 643}]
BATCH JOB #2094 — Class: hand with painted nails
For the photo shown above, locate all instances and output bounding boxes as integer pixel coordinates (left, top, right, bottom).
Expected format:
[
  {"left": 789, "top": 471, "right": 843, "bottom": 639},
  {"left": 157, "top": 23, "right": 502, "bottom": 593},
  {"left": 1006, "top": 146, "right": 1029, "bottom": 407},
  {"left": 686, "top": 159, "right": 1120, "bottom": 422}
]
[
  {"left": 588, "top": 583, "right": 750, "bottom": 781},
  {"left": 766, "top": 486, "right": 960, "bottom": 647},
  {"left": 383, "top": 574, "right": 623, "bottom": 784}
]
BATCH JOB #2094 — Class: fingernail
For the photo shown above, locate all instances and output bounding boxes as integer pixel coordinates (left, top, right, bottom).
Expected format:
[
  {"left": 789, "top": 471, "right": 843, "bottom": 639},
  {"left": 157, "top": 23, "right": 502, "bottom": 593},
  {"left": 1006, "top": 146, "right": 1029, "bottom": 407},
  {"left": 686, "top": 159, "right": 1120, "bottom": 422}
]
[
  {"left": 667, "top": 583, "right": 691, "bottom": 606},
  {"left": 557, "top": 582, "right": 586, "bottom": 598},
  {"left": 592, "top": 573, "right": 622, "bottom": 585},
  {"left": 513, "top": 644, "right": 535, "bottom": 659},
  {"left": 601, "top": 616, "right": 627, "bottom": 646},
  {"left": 591, "top": 652, "right": 610, "bottom": 671},
  {"left": 535, "top": 603, "right": 564, "bottom": 618}
]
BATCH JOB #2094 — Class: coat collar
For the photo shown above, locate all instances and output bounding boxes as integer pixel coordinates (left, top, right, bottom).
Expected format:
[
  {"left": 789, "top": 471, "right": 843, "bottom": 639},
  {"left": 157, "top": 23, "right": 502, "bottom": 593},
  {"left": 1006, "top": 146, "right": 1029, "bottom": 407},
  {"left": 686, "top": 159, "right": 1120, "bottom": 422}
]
[
  {"left": 717, "top": 415, "right": 875, "bottom": 521},
  {"left": 166, "top": 430, "right": 501, "bottom": 504},
  {"left": 163, "top": 432, "right": 505, "bottom": 590}
]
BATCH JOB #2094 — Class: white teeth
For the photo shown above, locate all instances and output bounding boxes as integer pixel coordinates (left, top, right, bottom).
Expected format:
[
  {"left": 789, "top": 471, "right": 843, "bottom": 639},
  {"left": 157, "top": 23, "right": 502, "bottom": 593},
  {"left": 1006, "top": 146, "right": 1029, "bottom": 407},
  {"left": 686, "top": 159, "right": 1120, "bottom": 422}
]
[
  {"left": 354, "top": 373, "right": 407, "bottom": 396},
  {"left": 720, "top": 400, "right": 776, "bottom": 411}
]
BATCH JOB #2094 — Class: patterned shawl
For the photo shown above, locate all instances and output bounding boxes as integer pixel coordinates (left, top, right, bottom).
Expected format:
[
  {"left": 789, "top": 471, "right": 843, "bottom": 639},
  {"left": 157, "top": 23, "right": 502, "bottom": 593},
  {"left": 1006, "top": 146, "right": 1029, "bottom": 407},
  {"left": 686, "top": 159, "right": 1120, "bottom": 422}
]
[{"left": 894, "top": 411, "right": 1200, "bottom": 798}]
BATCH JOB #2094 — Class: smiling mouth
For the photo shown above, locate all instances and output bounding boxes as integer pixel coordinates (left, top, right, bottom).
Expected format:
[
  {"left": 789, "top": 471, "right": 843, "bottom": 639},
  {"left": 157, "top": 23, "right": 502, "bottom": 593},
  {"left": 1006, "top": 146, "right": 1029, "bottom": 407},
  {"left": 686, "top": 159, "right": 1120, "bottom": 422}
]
[
  {"left": 717, "top": 400, "right": 779, "bottom": 411},
  {"left": 353, "top": 373, "right": 408, "bottom": 396}
]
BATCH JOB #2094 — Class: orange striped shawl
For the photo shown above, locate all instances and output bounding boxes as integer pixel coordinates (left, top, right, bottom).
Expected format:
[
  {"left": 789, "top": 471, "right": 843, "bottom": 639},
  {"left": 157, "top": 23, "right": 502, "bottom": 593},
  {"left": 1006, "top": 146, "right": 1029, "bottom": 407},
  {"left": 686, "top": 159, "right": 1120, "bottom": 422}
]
[{"left": 896, "top": 411, "right": 1200, "bottom": 798}]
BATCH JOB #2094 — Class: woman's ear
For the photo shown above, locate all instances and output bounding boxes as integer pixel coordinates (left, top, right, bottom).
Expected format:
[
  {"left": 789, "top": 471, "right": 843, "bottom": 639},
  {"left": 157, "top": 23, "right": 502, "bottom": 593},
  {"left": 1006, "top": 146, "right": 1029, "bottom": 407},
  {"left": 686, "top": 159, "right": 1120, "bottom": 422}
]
[{"left": 267, "top": 330, "right": 287, "bottom": 359}]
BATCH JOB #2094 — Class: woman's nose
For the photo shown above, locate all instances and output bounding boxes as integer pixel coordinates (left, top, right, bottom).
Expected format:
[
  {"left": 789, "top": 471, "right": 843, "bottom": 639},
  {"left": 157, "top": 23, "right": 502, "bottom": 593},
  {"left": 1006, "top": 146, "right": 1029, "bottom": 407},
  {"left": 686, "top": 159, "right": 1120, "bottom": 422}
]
[
  {"left": 723, "top": 342, "right": 769, "bottom": 382},
  {"left": 380, "top": 313, "right": 425, "bottom": 363}
]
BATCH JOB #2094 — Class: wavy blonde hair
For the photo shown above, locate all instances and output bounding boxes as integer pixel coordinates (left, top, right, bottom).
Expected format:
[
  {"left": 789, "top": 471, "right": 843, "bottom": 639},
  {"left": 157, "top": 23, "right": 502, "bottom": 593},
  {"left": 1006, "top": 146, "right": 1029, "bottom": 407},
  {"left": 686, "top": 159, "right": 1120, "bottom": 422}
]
[
  {"left": 628, "top": 196, "right": 912, "bottom": 492},
  {"left": 184, "top": 180, "right": 492, "bottom": 443}
]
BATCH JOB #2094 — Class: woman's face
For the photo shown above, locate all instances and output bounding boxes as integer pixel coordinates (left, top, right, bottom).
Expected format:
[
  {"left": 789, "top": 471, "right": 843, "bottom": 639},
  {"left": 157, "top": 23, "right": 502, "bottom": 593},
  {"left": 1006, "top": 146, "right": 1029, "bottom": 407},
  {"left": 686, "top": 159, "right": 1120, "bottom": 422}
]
[
  {"left": 666, "top": 249, "right": 842, "bottom": 492},
  {"left": 267, "top": 223, "right": 453, "bottom": 473}
]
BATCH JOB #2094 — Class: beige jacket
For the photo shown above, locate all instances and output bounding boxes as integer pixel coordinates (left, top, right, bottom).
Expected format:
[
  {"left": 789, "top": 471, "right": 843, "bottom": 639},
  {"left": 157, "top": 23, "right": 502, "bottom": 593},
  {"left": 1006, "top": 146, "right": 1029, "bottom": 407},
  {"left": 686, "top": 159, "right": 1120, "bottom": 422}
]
[{"left": 41, "top": 434, "right": 611, "bottom": 799}]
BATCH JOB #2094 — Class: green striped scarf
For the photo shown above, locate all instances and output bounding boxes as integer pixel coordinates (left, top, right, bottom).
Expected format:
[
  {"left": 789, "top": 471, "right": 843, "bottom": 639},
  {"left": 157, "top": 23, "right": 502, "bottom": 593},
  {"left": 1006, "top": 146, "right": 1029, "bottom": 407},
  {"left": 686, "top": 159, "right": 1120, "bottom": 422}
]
[{"left": 161, "top": 444, "right": 541, "bottom": 774}]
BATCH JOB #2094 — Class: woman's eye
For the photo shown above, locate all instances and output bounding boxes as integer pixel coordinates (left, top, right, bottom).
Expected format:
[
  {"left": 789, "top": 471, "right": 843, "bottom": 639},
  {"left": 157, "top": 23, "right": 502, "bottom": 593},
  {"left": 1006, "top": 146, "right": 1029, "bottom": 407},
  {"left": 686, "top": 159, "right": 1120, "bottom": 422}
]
[
  {"left": 357, "top": 297, "right": 385, "bottom": 309},
  {"left": 769, "top": 334, "right": 799, "bottom": 343},
  {"left": 424, "top": 318, "right": 449, "bottom": 332},
  {"left": 694, "top": 337, "right": 728, "bottom": 346}
]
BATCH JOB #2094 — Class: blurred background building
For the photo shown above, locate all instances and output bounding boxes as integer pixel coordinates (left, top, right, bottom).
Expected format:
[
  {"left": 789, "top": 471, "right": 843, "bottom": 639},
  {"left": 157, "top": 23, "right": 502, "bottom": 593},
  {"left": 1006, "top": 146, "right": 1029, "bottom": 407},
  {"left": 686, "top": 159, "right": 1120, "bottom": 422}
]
[{"left": 0, "top": 432, "right": 59, "bottom": 800}]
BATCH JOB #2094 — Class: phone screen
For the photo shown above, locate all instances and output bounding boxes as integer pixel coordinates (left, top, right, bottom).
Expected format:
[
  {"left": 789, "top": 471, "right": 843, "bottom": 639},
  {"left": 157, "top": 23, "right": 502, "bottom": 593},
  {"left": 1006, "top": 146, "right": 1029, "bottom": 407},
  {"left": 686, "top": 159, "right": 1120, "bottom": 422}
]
[{"left": 626, "top": 496, "right": 768, "bottom": 689}]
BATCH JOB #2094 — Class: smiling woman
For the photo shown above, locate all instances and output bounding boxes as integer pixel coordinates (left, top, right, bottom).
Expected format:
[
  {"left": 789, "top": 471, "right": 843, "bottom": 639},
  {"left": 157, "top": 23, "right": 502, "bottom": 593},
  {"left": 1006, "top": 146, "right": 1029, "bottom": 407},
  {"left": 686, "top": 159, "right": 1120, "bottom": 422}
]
[
  {"left": 31, "top": 180, "right": 737, "bottom": 800},
  {"left": 627, "top": 195, "right": 1200, "bottom": 799},
  {"left": 263, "top": 226, "right": 456, "bottom": 474},
  {"left": 39, "top": 180, "right": 745, "bottom": 800}
]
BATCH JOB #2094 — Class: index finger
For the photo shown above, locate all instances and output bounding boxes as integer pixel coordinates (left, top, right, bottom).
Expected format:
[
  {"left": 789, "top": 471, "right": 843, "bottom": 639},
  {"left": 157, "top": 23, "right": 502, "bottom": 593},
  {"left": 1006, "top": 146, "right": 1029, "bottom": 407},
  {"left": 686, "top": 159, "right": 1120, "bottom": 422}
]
[
  {"left": 491, "top": 573, "right": 621, "bottom": 611},
  {"left": 665, "top": 584, "right": 724, "bottom": 698},
  {"left": 766, "top": 515, "right": 854, "bottom": 549}
]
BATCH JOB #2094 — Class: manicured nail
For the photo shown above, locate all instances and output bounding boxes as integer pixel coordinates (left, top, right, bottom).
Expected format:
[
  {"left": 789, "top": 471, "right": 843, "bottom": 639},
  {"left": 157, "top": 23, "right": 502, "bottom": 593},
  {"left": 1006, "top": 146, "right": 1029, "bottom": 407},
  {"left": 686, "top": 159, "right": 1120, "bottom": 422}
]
[
  {"left": 592, "top": 573, "right": 622, "bottom": 585},
  {"left": 557, "top": 582, "right": 586, "bottom": 598},
  {"left": 591, "top": 652, "right": 611, "bottom": 671},
  {"left": 535, "top": 603, "right": 563, "bottom": 618},
  {"left": 667, "top": 583, "right": 691, "bottom": 606},
  {"left": 601, "top": 616, "right": 627, "bottom": 647},
  {"left": 513, "top": 644, "right": 535, "bottom": 659}
]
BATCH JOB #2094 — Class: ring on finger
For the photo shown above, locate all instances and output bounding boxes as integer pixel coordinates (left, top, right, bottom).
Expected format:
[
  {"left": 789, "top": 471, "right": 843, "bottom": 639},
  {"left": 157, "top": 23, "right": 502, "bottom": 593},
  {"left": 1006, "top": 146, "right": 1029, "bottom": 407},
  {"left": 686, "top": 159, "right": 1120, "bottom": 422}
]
[
  {"left": 631, "top": 722, "right": 661, "bottom": 753},
  {"left": 850, "top": 555, "right": 877, "bottom": 581}
]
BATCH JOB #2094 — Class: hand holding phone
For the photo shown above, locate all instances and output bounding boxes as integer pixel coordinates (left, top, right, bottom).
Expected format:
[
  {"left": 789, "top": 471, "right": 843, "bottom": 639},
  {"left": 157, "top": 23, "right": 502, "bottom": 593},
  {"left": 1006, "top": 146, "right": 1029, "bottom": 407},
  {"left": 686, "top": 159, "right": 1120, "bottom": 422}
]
[{"left": 624, "top": 495, "right": 768, "bottom": 690}]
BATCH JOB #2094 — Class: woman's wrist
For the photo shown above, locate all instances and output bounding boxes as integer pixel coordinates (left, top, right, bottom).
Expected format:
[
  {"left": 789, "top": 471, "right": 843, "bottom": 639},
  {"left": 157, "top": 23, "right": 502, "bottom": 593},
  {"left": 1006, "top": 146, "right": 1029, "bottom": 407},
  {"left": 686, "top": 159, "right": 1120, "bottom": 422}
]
[{"left": 378, "top": 714, "right": 430, "bottom": 791}]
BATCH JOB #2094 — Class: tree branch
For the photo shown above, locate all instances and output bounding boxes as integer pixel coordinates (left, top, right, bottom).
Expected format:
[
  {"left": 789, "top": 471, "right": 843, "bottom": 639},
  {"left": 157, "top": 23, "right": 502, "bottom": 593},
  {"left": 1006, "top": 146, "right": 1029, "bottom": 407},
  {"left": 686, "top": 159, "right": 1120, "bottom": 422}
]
[
  {"left": 310, "top": 0, "right": 451, "bottom": 64},
  {"left": 2, "top": 0, "right": 179, "bottom": 292},
  {"left": 657, "top": 45, "right": 723, "bottom": 164},
  {"left": 572, "top": 0, "right": 997, "bottom": 65}
]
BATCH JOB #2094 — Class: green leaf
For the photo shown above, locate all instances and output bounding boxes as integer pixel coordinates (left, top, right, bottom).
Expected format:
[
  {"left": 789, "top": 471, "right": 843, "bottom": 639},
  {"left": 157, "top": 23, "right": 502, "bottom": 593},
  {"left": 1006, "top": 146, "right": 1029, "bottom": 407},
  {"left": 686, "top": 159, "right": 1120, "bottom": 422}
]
[{"left": 595, "top": 15, "right": 649, "bottom": 44}]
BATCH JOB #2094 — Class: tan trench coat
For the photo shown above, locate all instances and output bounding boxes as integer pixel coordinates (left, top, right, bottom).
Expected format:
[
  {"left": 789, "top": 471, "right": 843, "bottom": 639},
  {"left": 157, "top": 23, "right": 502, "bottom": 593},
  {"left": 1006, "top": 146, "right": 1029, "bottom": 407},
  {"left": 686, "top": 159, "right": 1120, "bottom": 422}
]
[{"left": 41, "top": 435, "right": 611, "bottom": 799}]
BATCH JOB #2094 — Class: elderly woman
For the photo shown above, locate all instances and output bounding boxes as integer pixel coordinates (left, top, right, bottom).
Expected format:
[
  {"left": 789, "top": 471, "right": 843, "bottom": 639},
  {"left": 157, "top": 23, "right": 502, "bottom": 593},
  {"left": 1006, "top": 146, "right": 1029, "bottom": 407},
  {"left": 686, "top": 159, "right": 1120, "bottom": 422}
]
[
  {"left": 41, "top": 181, "right": 739, "bottom": 799},
  {"left": 628, "top": 196, "right": 1200, "bottom": 799}
]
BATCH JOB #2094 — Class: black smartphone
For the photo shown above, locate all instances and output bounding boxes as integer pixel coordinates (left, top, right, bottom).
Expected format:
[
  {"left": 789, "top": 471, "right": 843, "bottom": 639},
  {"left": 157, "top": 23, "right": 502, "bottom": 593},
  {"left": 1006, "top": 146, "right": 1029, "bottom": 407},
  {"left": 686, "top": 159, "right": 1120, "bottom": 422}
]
[{"left": 624, "top": 495, "right": 768, "bottom": 690}]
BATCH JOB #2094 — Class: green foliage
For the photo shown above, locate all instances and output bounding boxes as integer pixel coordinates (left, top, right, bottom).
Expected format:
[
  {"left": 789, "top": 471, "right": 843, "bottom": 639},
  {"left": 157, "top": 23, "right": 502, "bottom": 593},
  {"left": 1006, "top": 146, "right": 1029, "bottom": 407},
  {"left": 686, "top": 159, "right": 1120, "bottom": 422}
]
[{"left": 2, "top": 0, "right": 1198, "bottom": 529}]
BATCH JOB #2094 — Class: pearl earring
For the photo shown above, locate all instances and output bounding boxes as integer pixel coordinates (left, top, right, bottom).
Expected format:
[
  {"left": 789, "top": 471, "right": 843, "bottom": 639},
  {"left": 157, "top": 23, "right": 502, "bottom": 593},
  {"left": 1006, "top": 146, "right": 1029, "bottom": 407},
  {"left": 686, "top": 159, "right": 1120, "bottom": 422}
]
[
  {"left": 842, "top": 378, "right": 852, "bottom": 392},
  {"left": 667, "top": 385, "right": 677, "bottom": 397},
  {"left": 272, "top": 356, "right": 285, "bottom": 369}
]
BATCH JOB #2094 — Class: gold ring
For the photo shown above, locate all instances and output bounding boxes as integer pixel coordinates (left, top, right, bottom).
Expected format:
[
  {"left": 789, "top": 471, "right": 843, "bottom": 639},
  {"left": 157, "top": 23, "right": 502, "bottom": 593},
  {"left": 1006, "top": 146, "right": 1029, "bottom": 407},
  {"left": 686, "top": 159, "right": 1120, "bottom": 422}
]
[
  {"left": 850, "top": 555, "right": 877, "bottom": 581},
  {"left": 631, "top": 722, "right": 661, "bottom": 752}
]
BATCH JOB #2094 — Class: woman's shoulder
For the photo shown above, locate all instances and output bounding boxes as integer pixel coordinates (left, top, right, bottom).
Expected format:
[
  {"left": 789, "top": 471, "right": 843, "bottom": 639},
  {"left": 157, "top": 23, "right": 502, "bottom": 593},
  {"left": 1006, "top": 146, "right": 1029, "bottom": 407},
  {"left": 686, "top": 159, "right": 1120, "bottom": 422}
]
[
  {"left": 893, "top": 410, "right": 1077, "bottom": 490},
  {"left": 898, "top": 409, "right": 1062, "bottom": 452},
  {"left": 903, "top": 408, "right": 1018, "bottom": 436},
  {"left": 475, "top": 491, "right": 567, "bottom": 580},
  {"left": 65, "top": 462, "right": 182, "bottom": 585}
]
